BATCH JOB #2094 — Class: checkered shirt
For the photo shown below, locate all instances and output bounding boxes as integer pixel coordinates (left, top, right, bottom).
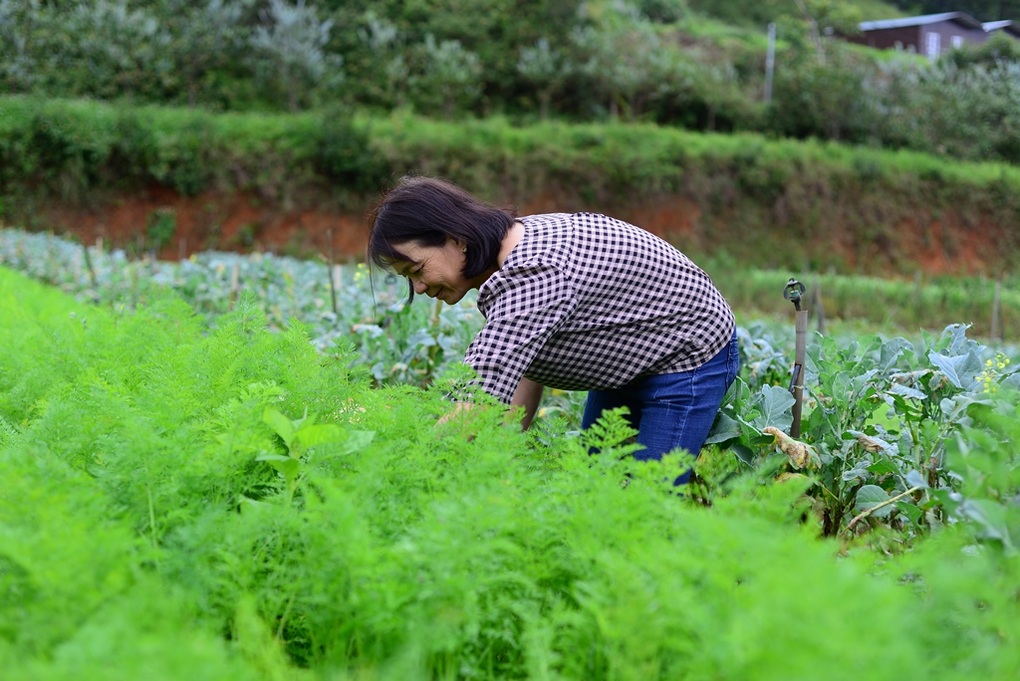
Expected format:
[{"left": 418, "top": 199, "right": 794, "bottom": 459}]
[{"left": 464, "top": 212, "right": 736, "bottom": 404}]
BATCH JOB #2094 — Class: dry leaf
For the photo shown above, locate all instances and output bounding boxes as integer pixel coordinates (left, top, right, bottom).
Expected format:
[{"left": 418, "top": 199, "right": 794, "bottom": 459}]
[
  {"left": 763, "top": 426, "right": 817, "bottom": 469},
  {"left": 855, "top": 433, "right": 886, "bottom": 453},
  {"left": 890, "top": 369, "right": 931, "bottom": 386}
]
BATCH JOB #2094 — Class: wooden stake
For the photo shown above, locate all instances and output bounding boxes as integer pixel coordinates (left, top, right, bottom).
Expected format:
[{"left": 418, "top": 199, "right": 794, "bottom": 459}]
[
  {"left": 81, "top": 242, "right": 98, "bottom": 291},
  {"left": 229, "top": 262, "right": 240, "bottom": 307},
  {"left": 326, "top": 227, "right": 338, "bottom": 315},
  {"left": 792, "top": 306, "right": 807, "bottom": 438},
  {"left": 991, "top": 280, "right": 1002, "bottom": 341},
  {"left": 811, "top": 279, "right": 826, "bottom": 335}
]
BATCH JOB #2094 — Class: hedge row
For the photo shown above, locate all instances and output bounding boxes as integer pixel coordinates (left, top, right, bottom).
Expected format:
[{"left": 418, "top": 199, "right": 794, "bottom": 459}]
[{"left": 2, "top": 95, "right": 1020, "bottom": 273}]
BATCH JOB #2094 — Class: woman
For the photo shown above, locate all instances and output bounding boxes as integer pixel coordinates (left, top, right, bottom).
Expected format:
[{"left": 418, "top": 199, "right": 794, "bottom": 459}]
[{"left": 368, "top": 176, "right": 738, "bottom": 484}]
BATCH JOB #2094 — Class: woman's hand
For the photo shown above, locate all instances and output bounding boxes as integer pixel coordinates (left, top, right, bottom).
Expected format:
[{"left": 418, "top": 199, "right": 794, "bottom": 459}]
[
  {"left": 510, "top": 377, "right": 544, "bottom": 430},
  {"left": 435, "top": 377, "right": 544, "bottom": 436}
]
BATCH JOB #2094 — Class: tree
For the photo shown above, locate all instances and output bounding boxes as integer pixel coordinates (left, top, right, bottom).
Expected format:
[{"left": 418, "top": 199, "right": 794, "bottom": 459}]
[
  {"left": 42, "top": 1, "right": 172, "bottom": 100},
  {"left": 0, "top": 0, "right": 37, "bottom": 92},
  {"left": 516, "top": 38, "right": 568, "bottom": 119},
  {"left": 568, "top": 3, "right": 674, "bottom": 120},
  {"left": 353, "top": 10, "right": 409, "bottom": 109},
  {"left": 161, "top": 0, "right": 254, "bottom": 108},
  {"left": 408, "top": 34, "right": 482, "bottom": 118},
  {"left": 767, "top": 41, "right": 878, "bottom": 143},
  {"left": 251, "top": 0, "right": 342, "bottom": 112}
]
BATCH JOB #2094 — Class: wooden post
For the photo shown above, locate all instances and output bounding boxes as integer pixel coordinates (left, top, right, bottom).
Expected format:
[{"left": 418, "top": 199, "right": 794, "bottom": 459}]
[
  {"left": 784, "top": 279, "right": 807, "bottom": 438},
  {"left": 332, "top": 265, "right": 343, "bottom": 313},
  {"left": 326, "top": 227, "right": 338, "bottom": 315},
  {"left": 792, "top": 305, "right": 807, "bottom": 438},
  {"left": 764, "top": 22, "right": 776, "bottom": 103},
  {"left": 130, "top": 261, "right": 139, "bottom": 311},
  {"left": 81, "top": 242, "right": 99, "bottom": 291},
  {"left": 991, "top": 280, "right": 1002, "bottom": 341},
  {"left": 229, "top": 262, "right": 240, "bottom": 307},
  {"left": 811, "top": 279, "right": 826, "bottom": 335}
]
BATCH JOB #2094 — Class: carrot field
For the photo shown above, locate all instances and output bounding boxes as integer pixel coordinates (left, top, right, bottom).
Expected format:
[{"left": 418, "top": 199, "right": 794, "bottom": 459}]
[{"left": 1, "top": 230, "right": 1018, "bottom": 680}]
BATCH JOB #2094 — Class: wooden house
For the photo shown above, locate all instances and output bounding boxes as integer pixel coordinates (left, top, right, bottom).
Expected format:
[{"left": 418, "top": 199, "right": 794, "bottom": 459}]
[{"left": 844, "top": 11, "right": 1017, "bottom": 59}]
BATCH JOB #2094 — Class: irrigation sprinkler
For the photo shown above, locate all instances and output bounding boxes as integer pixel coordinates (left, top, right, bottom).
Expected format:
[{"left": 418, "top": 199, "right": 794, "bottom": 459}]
[{"left": 784, "top": 278, "right": 807, "bottom": 438}]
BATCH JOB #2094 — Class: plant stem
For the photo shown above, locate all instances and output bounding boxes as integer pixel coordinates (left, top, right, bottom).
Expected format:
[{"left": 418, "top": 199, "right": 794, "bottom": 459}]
[
  {"left": 276, "top": 593, "right": 296, "bottom": 641},
  {"left": 846, "top": 486, "right": 923, "bottom": 532},
  {"left": 147, "top": 485, "right": 158, "bottom": 548}
]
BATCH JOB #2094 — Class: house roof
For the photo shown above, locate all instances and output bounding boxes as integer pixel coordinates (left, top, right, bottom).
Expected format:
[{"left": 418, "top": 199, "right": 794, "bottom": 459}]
[
  {"left": 859, "top": 12, "right": 985, "bottom": 32},
  {"left": 983, "top": 20, "right": 1020, "bottom": 37}
]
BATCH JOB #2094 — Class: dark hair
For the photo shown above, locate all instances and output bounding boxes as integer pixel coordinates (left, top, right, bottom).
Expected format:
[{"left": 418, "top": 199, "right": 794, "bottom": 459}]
[{"left": 367, "top": 176, "right": 516, "bottom": 301}]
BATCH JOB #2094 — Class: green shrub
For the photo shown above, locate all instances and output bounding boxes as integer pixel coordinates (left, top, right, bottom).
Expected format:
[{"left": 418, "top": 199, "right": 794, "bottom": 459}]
[
  {"left": 314, "top": 108, "right": 390, "bottom": 193},
  {"left": 5, "top": 96, "right": 1020, "bottom": 273}
]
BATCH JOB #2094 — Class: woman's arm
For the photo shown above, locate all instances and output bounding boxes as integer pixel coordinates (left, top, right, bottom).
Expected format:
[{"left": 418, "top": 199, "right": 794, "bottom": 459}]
[{"left": 510, "top": 377, "right": 544, "bottom": 430}]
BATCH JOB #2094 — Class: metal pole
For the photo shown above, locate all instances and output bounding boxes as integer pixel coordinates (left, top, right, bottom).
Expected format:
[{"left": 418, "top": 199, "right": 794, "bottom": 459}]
[
  {"left": 784, "top": 278, "right": 807, "bottom": 437},
  {"left": 765, "top": 22, "right": 776, "bottom": 103}
]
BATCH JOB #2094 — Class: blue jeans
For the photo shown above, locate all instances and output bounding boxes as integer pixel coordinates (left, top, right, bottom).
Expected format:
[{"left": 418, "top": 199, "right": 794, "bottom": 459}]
[{"left": 581, "top": 332, "right": 739, "bottom": 485}]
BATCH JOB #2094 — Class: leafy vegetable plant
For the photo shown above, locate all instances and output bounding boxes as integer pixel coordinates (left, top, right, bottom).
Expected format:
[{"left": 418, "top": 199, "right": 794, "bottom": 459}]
[{"left": 707, "top": 322, "right": 1019, "bottom": 545}]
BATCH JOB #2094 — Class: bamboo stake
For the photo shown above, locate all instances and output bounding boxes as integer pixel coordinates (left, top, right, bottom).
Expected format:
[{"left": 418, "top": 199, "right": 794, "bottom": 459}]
[
  {"left": 229, "top": 262, "right": 240, "bottom": 307},
  {"left": 333, "top": 265, "right": 343, "bottom": 310},
  {"left": 785, "top": 279, "right": 807, "bottom": 438},
  {"left": 811, "top": 278, "right": 826, "bottom": 335},
  {"left": 130, "top": 261, "right": 139, "bottom": 311},
  {"left": 792, "top": 304, "right": 807, "bottom": 437},
  {"left": 81, "top": 241, "right": 98, "bottom": 291},
  {"left": 990, "top": 280, "right": 1001, "bottom": 341},
  {"left": 326, "top": 227, "right": 338, "bottom": 315}
]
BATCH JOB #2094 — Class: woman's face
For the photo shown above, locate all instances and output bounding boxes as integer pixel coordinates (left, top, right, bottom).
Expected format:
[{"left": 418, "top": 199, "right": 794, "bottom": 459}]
[{"left": 390, "top": 237, "right": 478, "bottom": 304}]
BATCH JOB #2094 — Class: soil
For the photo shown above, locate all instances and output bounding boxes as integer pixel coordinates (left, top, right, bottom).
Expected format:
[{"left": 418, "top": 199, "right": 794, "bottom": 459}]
[{"left": 24, "top": 185, "right": 1007, "bottom": 277}]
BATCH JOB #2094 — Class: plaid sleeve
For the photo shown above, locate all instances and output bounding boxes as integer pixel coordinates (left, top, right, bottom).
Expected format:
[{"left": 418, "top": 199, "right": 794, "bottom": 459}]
[{"left": 463, "top": 259, "right": 576, "bottom": 403}]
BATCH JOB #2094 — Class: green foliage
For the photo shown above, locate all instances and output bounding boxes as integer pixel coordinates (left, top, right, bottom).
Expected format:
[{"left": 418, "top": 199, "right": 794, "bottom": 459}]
[
  {"left": 947, "top": 31, "right": 1020, "bottom": 68},
  {"left": 407, "top": 34, "right": 483, "bottom": 119},
  {"left": 767, "top": 41, "right": 880, "bottom": 143},
  {"left": 2, "top": 0, "right": 1019, "bottom": 170},
  {"left": 0, "top": 228, "right": 483, "bottom": 391},
  {"left": 157, "top": 0, "right": 255, "bottom": 109},
  {"left": 251, "top": 0, "right": 342, "bottom": 112},
  {"left": 5, "top": 95, "right": 1020, "bottom": 275},
  {"left": 314, "top": 106, "right": 389, "bottom": 192},
  {"left": 515, "top": 37, "right": 570, "bottom": 119},
  {"left": 3, "top": 263, "right": 1020, "bottom": 679},
  {"left": 0, "top": 5, "right": 902, "bottom": 128},
  {"left": 706, "top": 322, "right": 1020, "bottom": 543},
  {"left": 3, "top": 228, "right": 1018, "bottom": 406},
  {"left": 146, "top": 207, "right": 177, "bottom": 251},
  {"left": 708, "top": 265, "right": 1020, "bottom": 339},
  {"left": 0, "top": 97, "right": 389, "bottom": 206},
  {"left": 871, "top": 57, "right": 1020, "bottom": 165}
]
